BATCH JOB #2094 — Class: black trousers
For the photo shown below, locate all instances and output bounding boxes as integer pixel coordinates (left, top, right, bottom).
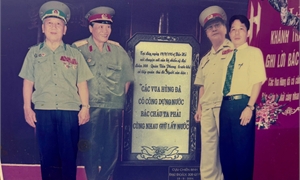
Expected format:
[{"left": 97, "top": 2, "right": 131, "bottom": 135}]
[
  {"left": 219, "top": 97, "right": 255, "bottom": 180},
  {"left": 79, "top": 108, "right": 122, "bottom": 180},
  {"left": 35, "top": 110, "right": 79, "bottom": 180}
]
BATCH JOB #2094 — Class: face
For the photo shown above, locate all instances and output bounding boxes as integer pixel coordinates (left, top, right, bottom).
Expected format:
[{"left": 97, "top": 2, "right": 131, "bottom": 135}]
[
  {"left": 229, "top": 19, "right": 249, "bottom": 48},
  {"left": 205, "top": 22, "right": 227, "bottom": 45},
  {"left": 89, "top": 23, "right": 112, "bottom": 44},
  {"left": 42, "top": 17, "right": 66, "bottom": 42}
]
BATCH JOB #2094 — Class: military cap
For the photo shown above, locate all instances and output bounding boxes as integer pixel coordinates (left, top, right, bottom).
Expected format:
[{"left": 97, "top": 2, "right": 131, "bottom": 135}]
[
  {"left": 39, "top": 1, "right": 71, "bottom": 24},
  {"left": 199, "top": 6, "right": 227, "bottom": 29},
  {"left": 85, "top": 6, "right": 115, "bottom": 24}
]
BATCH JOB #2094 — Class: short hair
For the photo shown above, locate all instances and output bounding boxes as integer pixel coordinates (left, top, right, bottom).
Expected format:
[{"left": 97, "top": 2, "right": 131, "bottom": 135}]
[{"left": 228, "top": 15, "right": 250, "bottom": 31}]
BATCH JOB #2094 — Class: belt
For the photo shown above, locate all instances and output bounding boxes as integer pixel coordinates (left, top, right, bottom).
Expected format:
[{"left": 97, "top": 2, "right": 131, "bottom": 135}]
[{"left": 223, "top": 94, "right": 249, "bottom": 101}]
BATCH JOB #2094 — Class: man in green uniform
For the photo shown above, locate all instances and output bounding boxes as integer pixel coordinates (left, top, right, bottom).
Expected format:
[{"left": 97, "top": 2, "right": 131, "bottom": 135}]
[
  {"left": 72, "top": 6, "right": 134, "bottom": 180},
  {"left": 19, "top": 1, "right": 94, "bottom": 179}
]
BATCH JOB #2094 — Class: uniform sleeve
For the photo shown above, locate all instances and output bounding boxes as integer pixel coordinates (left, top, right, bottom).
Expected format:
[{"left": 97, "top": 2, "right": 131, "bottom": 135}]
[
  {"left": 194, "top": 58, "right": 205, "bottom": 86},
  {"left": 249, "top": 48, "right": 267, "bottom": 85},
  {"left": 76, "top": 51, "right": 94, "bottom": 83},
  {"left": 18, "top": 48, "right": 35, "bottom": 82},
  {"left": 121, "top": 48, "right": 135, "bottom": 83}
]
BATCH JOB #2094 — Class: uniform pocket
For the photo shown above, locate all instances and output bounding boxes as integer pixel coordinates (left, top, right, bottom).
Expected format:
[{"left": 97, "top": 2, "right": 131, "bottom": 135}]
[
  {"left": 34, "top": 57, "right": 50, "bottom": 76},
  {"left": 106, "top": 64, "right": 121, "bottom": 82}
]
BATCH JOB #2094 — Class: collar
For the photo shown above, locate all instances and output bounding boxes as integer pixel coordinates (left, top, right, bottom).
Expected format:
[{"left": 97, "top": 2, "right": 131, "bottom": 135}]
[
  {"left": 88, "top": 36, "right": 110, "bottom": 53},
  {"left": 210, "top": 39, "right": 233, "bottom": 55},
  {"left": 41, "top": 41, "right": 66, "bottom": 51},
  {"left": 235, "top": 42, "right": 248, "bottom": 51}
]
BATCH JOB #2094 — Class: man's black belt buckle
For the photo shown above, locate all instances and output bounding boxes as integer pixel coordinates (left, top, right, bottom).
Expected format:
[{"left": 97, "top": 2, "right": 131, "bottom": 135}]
[{"left": 223, "top": 94, "right": 249, "bottom": 101}]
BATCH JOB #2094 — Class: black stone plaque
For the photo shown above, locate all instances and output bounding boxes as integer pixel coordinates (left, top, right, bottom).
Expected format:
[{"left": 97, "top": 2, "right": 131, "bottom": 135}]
[{"left": 122, "top": 33, "right": 200, "bottom": 164}]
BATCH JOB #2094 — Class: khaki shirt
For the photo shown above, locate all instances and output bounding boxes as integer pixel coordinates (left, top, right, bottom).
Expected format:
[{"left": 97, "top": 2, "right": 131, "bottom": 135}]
[
  {"left": 194, "top": 39, "right": 233, "bottom": 108},
  {"left": 19, "top": 42, "right": 94, "bottom": 110},
  {"left": 226, "top": 43, "right": 267, "bottom": 96},
  {"left": 73, "top": 36, "right": 134, "bottom": 109}
]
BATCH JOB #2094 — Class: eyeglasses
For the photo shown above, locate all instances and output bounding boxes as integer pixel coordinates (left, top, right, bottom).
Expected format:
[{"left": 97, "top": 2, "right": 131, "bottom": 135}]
[{"left": 205, "top": 22, "right": 222, "bottom": 31}]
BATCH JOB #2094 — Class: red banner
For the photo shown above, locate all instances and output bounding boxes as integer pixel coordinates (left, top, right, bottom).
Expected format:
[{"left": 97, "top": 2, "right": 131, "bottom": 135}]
[
  {"left": 247, "top": 0, "right": 299, "bottom": 179},
  {"left": 248, "top": 0, "right": 299, "bottom": 129}
]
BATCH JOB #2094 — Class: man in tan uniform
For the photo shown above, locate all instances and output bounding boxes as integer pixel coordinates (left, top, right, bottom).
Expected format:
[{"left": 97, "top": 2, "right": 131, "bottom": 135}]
[{"left": 194, "top": 6, "right": 233, "bottom": 180}]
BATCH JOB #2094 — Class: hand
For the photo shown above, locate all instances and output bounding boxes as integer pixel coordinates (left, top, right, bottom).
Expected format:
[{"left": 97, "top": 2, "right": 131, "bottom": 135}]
[
  {"left": 78, "top": 108, "right": 90, "bottom": 125},
  {"left": 194, "top": 109, "right": 202, "bottom": 123},
  {"left": 239, "top": 107, "right": 253, "bottom": 126},
  {"left": 24, "top": 107, "right": 36, "bottom": 128}
]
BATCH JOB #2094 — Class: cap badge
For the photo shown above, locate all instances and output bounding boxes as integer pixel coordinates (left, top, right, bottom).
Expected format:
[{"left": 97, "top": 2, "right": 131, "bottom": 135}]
[
  {"left": 207, "top": 14, "right": 213, "bottom": 21},
  {"left": 102, "top": 14, "right": 109, "bottom": 20},
  {"left": 53, "top": 9, "right": 59, "bottom": 15}
]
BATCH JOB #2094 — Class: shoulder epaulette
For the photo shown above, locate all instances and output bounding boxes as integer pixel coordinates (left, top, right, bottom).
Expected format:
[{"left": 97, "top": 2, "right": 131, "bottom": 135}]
[
  {"left": 73, "top": 39, "right": 88, "bottom": 47},
  {"left": 107, "top": 40, "right": 121, "bottom": 47}
]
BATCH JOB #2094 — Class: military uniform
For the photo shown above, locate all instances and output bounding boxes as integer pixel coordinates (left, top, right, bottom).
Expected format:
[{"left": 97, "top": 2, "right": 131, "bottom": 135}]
[
  {"left": 19, "top": 1, "right": 93, "bottom": 180},
  {"left": 195, "top": 6, "right": 233, "bottom": 180},
  {"left": 19, "top": 42, "right": 93, "bottom": 110},
  {"left": 73, "top": 36, "right": 134, "bottom": 109},
  {"left": 72, "top": 6, "right": 134, "bottom": 180}
]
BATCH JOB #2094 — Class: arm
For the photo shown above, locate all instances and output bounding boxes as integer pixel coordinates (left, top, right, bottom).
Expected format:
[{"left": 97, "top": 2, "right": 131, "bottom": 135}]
[
  {"left": 240, "top": 82, "right": 262, "bottom": 126},
  {"left": 194, "top": 86, "right": 204, "bottom": 123},
  {"left": 77, "top": 81, "right": 90, "bottom": 125},
  {"left": 23, "top": 79, "right": 36, "bottom": 128}
]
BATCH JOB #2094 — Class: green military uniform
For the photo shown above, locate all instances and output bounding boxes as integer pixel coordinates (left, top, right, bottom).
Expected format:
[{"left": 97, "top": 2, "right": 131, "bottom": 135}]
[
  {"left": 19, "top": 42, "right": 93, "bottom": 110},
  {"left": 18, "top": 1, "right": 93, "bottom": 180},
  {"left": 72, "top": 6, "right": 134, "bottom": 180},
  {"left": 73, "top": 36, "right": 134, "bottom": 108}
]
